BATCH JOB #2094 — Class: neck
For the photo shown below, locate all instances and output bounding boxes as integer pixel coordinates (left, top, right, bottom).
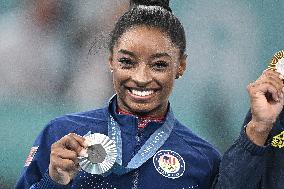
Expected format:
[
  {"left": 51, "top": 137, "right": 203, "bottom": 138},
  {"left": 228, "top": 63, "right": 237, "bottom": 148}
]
[
  {"left": 117, "top": 107, "right": 166, "bottom": 120},
  {"left": 117, "top": 103, "right": 168, "bottom": 119}
]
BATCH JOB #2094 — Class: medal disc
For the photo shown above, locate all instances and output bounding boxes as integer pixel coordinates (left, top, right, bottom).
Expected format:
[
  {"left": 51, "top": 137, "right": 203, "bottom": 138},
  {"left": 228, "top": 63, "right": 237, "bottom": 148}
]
[
  {"left": 78, "top": 133, "right": 117, "bottom": 174},
  {"left": 268, "top": 50, "right": 284, "bottom": 75},
  {"left": 87, "top": 144, "right": 107, "bottom": 164}
]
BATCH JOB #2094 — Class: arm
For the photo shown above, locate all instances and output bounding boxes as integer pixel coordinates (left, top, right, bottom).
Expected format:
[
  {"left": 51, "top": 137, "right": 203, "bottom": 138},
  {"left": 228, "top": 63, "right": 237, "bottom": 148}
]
[
  {"left": 15, "top": 123, "right": 86, "bottom": 189},
  {"left": 211, "top": 111, "right": 268, "bottom": 189},
  {"left": 212, "top": 70, "right": 284, "bottom": 189},
  {"left": 15, "top": 125, "right": 53, "bottom": 189}
]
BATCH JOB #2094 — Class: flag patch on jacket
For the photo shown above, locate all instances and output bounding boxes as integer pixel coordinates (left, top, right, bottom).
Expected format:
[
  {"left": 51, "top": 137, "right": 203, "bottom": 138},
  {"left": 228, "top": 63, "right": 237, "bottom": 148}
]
[{"left": 25, "top": 146, "right": 39, "bottom": 166}]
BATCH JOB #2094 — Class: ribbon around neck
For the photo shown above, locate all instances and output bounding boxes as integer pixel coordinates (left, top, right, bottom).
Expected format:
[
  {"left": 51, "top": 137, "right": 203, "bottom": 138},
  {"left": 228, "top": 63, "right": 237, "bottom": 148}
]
[{"left": 107, "top": 109, "right": 175, "bottom": 175}]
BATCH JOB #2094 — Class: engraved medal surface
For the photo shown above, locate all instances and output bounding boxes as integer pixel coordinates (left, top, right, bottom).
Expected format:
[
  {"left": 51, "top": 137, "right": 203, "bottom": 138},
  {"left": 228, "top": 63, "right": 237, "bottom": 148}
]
[
  {"left": 87, "top": 144, "right": 107, "bottom": 164},
  {"left": 78, "top": 133, "right": 117, "bottom": 175},
  {"left": 268, "top": 50, "right": 284, "bottom": 75}
]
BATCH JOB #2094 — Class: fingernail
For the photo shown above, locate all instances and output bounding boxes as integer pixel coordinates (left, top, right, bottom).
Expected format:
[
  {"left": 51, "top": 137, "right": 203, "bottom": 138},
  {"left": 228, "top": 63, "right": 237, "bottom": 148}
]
[
  {"left": 83, "top": 139, "right": 90, "bottom": 148},
  {"left": 79, "top": 148, "right": 88, "bottom": 157},
  {"left": 275, "top": 94, "right": 280, "bottom": 101}
]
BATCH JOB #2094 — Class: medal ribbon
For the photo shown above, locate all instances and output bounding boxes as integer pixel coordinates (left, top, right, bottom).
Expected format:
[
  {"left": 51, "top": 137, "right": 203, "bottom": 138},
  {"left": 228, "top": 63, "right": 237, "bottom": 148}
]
[{"left": 107, "top": 109, "right": 175, "bottom": 175}]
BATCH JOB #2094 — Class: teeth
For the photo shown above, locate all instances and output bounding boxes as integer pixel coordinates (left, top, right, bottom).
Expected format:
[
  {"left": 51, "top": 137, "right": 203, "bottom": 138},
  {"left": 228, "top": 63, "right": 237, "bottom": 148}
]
[{"left": 131, "top": 89, "right": 154, "bottom": 97}]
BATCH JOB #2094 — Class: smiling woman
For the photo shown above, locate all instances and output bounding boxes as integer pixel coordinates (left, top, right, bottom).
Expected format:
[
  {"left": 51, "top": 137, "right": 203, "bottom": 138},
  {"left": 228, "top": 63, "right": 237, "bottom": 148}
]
[
  {"left": 110, "top": 26, "right": 186, "bottom": 117},
  {"left": 15, "top": 1, "right": 221, "bottom": 189}
]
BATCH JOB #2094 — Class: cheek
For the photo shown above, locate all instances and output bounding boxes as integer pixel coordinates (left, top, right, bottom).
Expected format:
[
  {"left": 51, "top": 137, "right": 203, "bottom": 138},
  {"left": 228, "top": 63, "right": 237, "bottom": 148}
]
[
  {"left": 164, "top": 79, "right": 175, "bottom": 93},
  {"left": 159, "top": 72, "right": 176, "bottom": 91},
  {"left": 112, "top": 71, "right": 129, "bottom": 88}
]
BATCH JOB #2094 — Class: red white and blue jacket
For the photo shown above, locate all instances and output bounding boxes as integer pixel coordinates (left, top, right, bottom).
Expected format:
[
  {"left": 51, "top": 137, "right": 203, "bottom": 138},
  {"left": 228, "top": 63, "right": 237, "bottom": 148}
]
[{"left": 15, "top": 96, "right": 221, "bottom": 189}]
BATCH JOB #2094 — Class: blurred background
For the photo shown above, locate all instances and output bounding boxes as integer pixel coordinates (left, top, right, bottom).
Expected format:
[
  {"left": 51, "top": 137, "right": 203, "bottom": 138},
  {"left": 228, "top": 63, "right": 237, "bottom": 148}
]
[{"left": 0, "top": 0, "right": 283, "bottom": 187}]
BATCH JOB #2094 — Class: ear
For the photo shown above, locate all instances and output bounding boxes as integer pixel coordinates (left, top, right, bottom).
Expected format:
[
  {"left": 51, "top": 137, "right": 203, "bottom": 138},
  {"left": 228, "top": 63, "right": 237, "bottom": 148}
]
[
  {"left": 108, "top": 54, "right": 114, "bottom": 73},
  {"left": 175, "top": 54, "right": 187, "bottom": 79}
]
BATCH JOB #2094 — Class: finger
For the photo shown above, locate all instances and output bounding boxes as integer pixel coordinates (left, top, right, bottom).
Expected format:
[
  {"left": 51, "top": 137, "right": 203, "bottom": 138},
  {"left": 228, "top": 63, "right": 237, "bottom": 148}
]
[
  {"left": 266, "top": 86, "right": 280, "bottom": 102},
  {"left": 259, "top": 76, "right": 284, "bottom": 97},
  {"left": 50, "top": 156, "right": 79, "bottom": 172},
  {"left": 265, "top": 74, "right": 283, "bottom": 87},
  {"left": 249, "top": 82, "right": 279, "bottom": 102},
  {"left": 279, "top": 89, "right": 284, "bottom": 104},
  {"left": 261, "top": 70, "right": 283, "bottom": 85},
  {"left": 50, "top": 148, "right": 77, "bottom": 165},
  {"left": 52, "top": 148, "right": 78, "bottom": 162},
  {"left": 249, "top": 80, "right": 280, "bottom": 95},
  {"left": 263, "top": 69, "right": 282, "bottom": 78},
  {"left": 69, "top": 133, "right": 87, "bottom": 148},
  {"left": 79, "top": 148, "right": 88, "bottom": 157},
  {"left": 252, "top": 77, "right": 283, "bottom": 98},
  {"left": 60, "top": 134, "right": 85, "bottom": 155}
]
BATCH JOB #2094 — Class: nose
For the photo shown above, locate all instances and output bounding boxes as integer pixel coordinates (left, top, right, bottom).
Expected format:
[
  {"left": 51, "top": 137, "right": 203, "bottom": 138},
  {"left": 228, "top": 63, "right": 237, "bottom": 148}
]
[{"left": 132, "top": 64, "right": 152, "bottom": 86}]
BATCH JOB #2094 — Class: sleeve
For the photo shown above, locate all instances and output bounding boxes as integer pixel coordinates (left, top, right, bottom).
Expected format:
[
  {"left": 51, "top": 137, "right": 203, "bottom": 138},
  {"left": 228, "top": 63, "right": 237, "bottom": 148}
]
[
  {"left": 14, "top": 122, "right": 71, "bottom": 189},
  {"left": 211, "top": 111, "right": 268, "bottom": 189}
]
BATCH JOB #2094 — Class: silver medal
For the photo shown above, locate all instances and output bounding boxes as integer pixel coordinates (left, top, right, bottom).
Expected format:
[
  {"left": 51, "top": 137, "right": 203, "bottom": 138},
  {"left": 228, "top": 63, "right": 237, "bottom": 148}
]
[{"left": 78, "top": 133, "right": 117, "bottom": 174}]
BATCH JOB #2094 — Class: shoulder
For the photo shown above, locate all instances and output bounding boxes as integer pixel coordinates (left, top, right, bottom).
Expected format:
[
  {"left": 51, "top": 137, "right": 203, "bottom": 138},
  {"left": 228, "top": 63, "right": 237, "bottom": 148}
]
[
  {"left": 50, "top": 107, "right": 108, "bottom": 126},
  {"left": 172, "top": 120, "right": 221, "bottom": 161},
  {"left": 39, "top": 107, "right": 109, "bottom": 141}
]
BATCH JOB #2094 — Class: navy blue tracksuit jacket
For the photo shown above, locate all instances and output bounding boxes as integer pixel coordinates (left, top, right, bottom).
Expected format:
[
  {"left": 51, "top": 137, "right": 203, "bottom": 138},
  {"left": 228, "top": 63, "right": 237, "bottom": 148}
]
[
  {"left": 15, "top": 97, "right": 220, "bottom": 189},
  {"left": 212, "top": 110, "right": 284, "bottom": 189}
]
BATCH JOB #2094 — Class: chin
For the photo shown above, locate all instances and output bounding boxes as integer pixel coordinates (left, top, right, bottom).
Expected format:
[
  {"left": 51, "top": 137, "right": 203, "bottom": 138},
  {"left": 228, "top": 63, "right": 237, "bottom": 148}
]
[
  {"left": 117, "top": 94, "right": 166, "bottom": 117},
  {"left": 127, "top": 103, "right": 162, "bottom": 117}
]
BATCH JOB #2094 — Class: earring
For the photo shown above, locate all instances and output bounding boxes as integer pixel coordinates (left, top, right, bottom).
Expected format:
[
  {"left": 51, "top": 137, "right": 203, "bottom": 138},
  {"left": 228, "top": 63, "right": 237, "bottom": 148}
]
[
  {"left": 176, "top": 74, "right": 182, "bottom": 79},
  {"left": 110, "top": 69, "right": 113, "bottom": 73}
]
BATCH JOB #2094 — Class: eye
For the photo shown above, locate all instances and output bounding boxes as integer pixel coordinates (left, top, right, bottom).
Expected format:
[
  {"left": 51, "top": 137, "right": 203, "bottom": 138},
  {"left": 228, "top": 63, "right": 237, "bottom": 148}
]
[
  {"left": 152, "top": 61, "right": 168, "bottom": 71},
  {"left": 118, "top": 58, "right": 135, "bottom": 68}
]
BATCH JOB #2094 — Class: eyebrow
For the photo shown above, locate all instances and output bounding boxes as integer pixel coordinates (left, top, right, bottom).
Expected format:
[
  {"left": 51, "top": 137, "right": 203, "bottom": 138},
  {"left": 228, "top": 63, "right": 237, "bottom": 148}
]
[
  {"left": 150, "top": 52, "right": 171, "bottom": 59},
  {"left": 118, "top": 49, "right": 136, "bottom": 57},
  {"left": 118, "top": 49, "right": 171, "bottom": 59}
]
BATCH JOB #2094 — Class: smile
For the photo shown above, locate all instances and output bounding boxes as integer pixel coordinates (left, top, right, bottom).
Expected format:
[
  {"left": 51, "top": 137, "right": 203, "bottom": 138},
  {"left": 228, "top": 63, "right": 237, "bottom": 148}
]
[{"left": 128, "top": 88, "right": 155, "bottom": 97}]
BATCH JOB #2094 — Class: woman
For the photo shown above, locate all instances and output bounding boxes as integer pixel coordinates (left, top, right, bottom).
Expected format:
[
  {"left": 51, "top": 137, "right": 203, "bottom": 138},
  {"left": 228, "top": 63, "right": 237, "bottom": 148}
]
[
  {"left": 16, "top": 1, "right": 220, "bottom": 188},
  {"left": 212, "top": 52, "right": 284, "bottom": 189}
]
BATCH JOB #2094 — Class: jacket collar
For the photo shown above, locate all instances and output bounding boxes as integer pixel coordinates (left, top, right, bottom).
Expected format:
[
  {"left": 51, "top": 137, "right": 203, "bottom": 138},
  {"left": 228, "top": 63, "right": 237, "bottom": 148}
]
[{"left": 107, "top": 95, "right": 171, "bottom": 136}]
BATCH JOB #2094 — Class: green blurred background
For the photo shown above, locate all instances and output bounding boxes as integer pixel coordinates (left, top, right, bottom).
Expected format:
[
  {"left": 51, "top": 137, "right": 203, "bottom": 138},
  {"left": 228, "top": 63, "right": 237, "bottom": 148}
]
[{"left": 0, "top": 0, "right": 283, "bottom": 188}]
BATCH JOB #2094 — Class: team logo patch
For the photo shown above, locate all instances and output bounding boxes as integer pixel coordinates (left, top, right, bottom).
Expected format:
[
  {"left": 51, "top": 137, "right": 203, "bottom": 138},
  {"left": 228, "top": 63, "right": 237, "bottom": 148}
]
[
  {"left": 272, "top": 131, "right": 284, "bottom": 148},
  {"left": 153, "top": 150, "right": 185, "bottom": 179},
  {"left": 25, "top": 146, "right": 39, "bottom": 166}
]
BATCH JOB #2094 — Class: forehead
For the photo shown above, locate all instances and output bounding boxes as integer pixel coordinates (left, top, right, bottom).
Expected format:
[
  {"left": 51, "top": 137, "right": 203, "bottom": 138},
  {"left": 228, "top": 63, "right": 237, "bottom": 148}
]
[{"left": 114, "top": 26, "right": 179, "bottom": 55}]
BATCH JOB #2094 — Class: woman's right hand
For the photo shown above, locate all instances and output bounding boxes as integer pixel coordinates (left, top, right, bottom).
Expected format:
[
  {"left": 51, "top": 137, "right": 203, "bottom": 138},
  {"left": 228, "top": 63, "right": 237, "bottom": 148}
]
[
  {"left": 246, "top": 69, "right": 284, "bottom": 146},
  {"left": 48, "top": 133, "right": 86, "bottom": 185}
]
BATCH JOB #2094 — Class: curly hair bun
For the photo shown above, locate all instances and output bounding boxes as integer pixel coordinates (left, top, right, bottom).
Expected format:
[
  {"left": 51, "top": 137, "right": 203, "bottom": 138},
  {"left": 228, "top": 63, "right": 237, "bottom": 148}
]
[{"left": 130, "top": 0, "right": 172, "bottom": 12}]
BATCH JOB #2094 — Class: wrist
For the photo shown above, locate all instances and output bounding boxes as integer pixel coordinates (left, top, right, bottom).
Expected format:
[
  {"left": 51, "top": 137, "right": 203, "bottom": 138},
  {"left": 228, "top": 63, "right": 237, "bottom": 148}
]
[
  {"left": 245, "top": 120, "right": 272, "bottom": 146},
  {"left": 249, "top": 118, "right": 273, "bottom": 133},
  {"left": 35, "top": 171, "right": 71, "bottom": 189},
  {"left": 237, "top": 126, "right": 268, "bottom": 155},
  {"left": 49, "top": 166, "right": 70, "bottom": 186}
]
